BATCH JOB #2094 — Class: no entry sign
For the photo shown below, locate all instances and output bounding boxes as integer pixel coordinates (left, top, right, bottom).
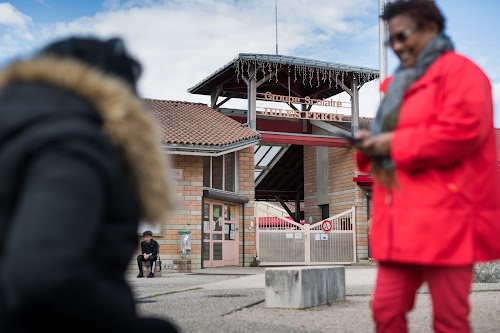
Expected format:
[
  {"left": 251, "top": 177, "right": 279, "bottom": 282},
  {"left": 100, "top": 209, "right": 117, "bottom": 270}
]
[{"left": 321, "top": 220, "right": 332, "bottom": 232}]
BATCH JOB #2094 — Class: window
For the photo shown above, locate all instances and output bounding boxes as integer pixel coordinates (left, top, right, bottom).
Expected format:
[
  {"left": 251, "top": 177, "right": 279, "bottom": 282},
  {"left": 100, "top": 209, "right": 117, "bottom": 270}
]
[
  {"left": 203, "top": 152, "right": 238, "bottom": 192},
  {"left": 212, "top": 156, "right": 223, "bottom": 190}
]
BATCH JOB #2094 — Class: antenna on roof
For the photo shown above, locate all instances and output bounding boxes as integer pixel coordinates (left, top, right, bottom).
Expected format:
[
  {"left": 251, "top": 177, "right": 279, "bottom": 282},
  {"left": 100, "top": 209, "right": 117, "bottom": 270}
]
[{"left": 275, "top": 0, "right": 278, "bottom": 55}]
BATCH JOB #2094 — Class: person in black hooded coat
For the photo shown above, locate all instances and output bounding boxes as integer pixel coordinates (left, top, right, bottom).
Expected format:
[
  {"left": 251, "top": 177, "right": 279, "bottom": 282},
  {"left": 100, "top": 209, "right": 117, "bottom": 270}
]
[{"left": 0, "top": 37, "right": 177, "bottom": 333}]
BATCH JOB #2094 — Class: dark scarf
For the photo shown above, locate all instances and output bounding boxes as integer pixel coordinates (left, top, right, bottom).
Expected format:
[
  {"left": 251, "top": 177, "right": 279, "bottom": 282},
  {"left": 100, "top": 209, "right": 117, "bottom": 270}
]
[{"left": 370, "top": 32, "right": 454, "bottom": 187}]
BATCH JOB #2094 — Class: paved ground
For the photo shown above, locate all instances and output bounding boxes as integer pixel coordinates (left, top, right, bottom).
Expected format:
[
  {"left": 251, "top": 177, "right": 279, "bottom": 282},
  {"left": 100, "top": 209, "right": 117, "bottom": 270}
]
[{"left": 127, "top": 263, "right": 500, "bottom": 333}]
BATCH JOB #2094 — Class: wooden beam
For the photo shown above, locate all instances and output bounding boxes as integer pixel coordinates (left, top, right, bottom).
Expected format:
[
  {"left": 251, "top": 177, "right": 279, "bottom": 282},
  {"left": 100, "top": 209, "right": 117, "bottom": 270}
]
[
  {"left": 275, "top": 195, "right": 298, "bottom": 222},
  {"left": 260, "top": 133, "right": 348, "bottom": 147},
  {"left": 330, "top": 74, "right": 353, "bottom": 97},
  {"left": 295, "top": 192, "right": 301, "bottom": 222},
  {"left": 256, "top": 67, "right": 283, "bottom": 87},
  {"left": 210, "top": 85, "right": 223, "bottom": 109},
  {"left": 215, "top": 94, "right": 236, "bottom": 108},
  {"left": 256, "top": 73, "right": 273, "bottom": 87},
  {"left": 308, "top": 83, "right": 335, "bottom": 97}
]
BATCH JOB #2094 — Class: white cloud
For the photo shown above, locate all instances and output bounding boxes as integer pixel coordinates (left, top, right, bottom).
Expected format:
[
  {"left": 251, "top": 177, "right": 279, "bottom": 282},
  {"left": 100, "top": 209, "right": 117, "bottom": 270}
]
[
  {"left": 0, "top": 3, "right": 32, "bottom": 27},
  {"left": 1, "top": 1, "right": 498, "bottom": 131},
  {"left": 35, "top": 0, "right": 49, "bottom": 7},
  {"left": 0, "top": 4, "right": 35, "bottom": 64},
  {"left": 29, "top": 0, "right": 376, "bottom": 103}
]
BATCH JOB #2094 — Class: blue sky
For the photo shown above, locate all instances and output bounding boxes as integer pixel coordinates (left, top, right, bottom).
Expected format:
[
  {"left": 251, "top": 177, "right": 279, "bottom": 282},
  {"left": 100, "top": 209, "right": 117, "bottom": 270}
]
[{"left": 2, "top": 0, "right": 500, "bottom": 126}]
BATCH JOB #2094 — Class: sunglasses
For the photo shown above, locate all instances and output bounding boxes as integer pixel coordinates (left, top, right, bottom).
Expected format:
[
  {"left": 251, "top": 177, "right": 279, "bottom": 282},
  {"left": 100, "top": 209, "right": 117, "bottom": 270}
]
[{"left": 385, "top": 27, "right": 417, "bottom": 47}]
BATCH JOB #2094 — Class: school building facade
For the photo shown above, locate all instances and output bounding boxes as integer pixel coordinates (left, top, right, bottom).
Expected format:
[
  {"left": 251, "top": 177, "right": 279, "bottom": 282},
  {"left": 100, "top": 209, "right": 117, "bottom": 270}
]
[{"left": 136, "top": 53, "right": 500, "bottom": 270}]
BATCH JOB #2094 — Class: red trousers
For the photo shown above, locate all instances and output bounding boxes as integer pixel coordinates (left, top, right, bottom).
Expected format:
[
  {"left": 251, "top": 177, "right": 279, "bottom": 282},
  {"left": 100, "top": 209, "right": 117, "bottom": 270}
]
[{"left": 372, "top": 262, "right": 473, "bottom": 333}]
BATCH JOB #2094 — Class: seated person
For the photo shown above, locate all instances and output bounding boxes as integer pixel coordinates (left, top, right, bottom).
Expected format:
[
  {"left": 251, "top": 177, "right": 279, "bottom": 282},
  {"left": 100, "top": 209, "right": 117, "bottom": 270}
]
[{"left": 137, "top": 230, "right": 159, "bottom": 278}]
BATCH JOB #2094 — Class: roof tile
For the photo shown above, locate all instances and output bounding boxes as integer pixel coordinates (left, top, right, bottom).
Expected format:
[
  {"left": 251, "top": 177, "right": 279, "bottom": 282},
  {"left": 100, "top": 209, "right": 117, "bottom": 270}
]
[{"left": 144, "top": 99, "right": 259, "bottom": 147}]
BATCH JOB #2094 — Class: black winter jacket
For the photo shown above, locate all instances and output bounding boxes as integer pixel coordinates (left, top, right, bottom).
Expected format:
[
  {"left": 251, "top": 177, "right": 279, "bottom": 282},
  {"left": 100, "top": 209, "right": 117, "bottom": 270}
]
[
  {"left": 141, "top": 239, "right": 160, "bottom": 256},
  {"left": 0, "top": 57, "right": 172, "bottom": 332}
]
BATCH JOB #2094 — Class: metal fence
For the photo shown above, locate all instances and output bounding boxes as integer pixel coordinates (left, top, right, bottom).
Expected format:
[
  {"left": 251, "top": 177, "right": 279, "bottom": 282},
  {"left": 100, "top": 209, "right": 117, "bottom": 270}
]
[{"left": 256, "top": 206, "right": 356, "bottom": 265}]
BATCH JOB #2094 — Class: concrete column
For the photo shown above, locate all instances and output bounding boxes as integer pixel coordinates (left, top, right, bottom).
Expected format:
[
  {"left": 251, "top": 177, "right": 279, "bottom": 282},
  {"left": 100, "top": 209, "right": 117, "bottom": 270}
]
[{"left": 315, "top": 128, "right": 329, "bottom": 206}]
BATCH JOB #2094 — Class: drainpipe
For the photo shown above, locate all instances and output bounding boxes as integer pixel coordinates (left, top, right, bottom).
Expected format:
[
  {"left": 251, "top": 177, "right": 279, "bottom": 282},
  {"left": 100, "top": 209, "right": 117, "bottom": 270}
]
[
  {"left": 242, "top": 203, "right": 245, "bottom": 267},
  {"left": 201, "top": 196, "right": 204, "bottom": 269}
]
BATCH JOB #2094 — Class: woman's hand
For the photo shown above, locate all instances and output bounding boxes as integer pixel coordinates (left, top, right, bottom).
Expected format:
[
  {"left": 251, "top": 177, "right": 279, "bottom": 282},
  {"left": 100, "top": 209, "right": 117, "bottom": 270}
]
[{"left": 353, "top": 130, "right": 393, "bottom": 157}]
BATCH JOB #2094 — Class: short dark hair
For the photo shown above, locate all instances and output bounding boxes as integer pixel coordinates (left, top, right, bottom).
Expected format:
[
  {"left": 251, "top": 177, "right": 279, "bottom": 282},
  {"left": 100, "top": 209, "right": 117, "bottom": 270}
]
[
  {"left": 142, "top": 230, "right": 153, "bottom": 237},
  {"left": 383, "top": 0, "right": 445, "bottom": 32}
]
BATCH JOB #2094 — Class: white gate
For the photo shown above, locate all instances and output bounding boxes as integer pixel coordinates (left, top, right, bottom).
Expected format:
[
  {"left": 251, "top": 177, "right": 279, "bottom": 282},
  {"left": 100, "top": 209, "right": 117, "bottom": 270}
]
[{"left": 255, "top": 206, "right": 356, "bottom": 265}]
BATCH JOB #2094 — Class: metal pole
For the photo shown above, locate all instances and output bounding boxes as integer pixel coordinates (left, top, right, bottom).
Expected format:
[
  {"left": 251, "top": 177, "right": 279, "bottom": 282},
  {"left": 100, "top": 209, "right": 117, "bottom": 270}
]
[
  {"left": 242, "top": 203, "right": 245, "bottom": 267},
  {"left": 248, "top": 70, "right": 257, "bottom": 131},
  {"left": 351, "top": 75, "right": 359, "bottom": 135},
  {"left": 379, "top": 0, "right": 389, "bottom": 100},
  {"left": 201, "top": 196, "right": 204, "bottom": 269},
  {"left": 275, "top": 0, "right": 278, "bottom": 55}
]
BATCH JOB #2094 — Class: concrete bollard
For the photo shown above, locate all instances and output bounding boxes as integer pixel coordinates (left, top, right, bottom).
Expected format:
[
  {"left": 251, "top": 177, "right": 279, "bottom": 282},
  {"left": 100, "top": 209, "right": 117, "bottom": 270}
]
[{"left": 265, "top": 266, "right": 345, "bottom": 309}]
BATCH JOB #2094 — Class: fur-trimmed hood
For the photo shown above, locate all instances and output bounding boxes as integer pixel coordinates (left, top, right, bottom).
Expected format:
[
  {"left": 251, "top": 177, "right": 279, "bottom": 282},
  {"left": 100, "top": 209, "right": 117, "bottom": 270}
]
[{"left": 0, "top": 56, "right": 174, "bottom": 223}]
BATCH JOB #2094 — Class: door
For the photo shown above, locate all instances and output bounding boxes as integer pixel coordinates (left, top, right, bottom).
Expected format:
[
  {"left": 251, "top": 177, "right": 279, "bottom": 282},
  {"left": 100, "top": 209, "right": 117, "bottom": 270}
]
[
  {"left": 223, "top": 204, "right": 237, "bottom": 266},
  {"left": 203, "top": 200, "right": 239, "bottom": 267}
]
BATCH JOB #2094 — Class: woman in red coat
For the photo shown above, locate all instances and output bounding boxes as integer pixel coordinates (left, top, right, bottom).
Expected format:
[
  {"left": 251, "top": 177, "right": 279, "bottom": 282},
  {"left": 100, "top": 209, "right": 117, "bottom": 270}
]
[{"left": 354, "top": 1, "right": 500, "bottom": 332}]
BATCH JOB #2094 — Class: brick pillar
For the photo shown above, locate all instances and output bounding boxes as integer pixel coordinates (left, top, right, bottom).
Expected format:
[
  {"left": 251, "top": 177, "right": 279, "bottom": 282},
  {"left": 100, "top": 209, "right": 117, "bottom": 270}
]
[{"left": 238, "top": 147, "right": 256, "bottom": 266}]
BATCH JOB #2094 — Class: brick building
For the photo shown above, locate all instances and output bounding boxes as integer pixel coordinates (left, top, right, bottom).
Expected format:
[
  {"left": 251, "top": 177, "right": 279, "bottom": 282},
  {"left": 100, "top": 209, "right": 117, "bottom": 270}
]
[
  {"left": 134, "top": 54, "right": 500, "bottom": 270},
  {"left": 138, "top": 100, "right": 259, "bottom": 269},
  {"left": 137, "top": 103, "right": 500, "bottom": 270},
  {"left": 131, "top": 54, "right": 389, "bottom": 269}
]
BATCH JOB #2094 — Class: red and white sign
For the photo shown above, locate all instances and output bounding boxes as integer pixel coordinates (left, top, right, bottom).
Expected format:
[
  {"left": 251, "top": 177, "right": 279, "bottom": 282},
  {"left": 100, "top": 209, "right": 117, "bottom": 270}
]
[{"left": 321, "top": 220, "right": 332, "bottom": 232}]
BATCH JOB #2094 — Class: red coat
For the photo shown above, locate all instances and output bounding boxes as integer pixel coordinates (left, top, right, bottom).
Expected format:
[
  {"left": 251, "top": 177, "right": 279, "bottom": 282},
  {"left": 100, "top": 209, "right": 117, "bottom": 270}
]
[{"left": 357, "top": 51, "right": 500, "bottom": 265}]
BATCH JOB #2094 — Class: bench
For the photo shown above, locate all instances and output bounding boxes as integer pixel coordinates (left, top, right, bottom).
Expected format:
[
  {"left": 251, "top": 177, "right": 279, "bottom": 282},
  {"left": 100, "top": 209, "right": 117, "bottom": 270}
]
[
  {"left": 265, "top": 266, "right": 345, "bottom": 309},
  {"left": 141, "top": 258, "right": 162, "bottom": 277}
]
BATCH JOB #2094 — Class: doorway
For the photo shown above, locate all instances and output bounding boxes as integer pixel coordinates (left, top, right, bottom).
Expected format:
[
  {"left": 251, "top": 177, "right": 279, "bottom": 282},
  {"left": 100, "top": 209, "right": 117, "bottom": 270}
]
[{"left": 203, "top": 200, "right": 239, "bottom": 267}]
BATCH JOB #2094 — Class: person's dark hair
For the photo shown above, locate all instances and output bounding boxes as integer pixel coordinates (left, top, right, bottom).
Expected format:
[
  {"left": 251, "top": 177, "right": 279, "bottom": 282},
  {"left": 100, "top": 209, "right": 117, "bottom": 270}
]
[
  {"left": 383, "top": 0, "right": 445, "bottom": 32},
  {"left": 40, "top": 37, "right": 142, "bottom": 92},
  {"left": 143, "top": 230, "right": 153, "bottom": 237}
]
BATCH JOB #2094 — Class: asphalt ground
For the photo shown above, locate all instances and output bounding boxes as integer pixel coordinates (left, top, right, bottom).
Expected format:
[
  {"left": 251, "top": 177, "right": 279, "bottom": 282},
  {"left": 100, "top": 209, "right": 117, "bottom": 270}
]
[{"left": 126, "top": 264, "right": 500, "bottom": 333}]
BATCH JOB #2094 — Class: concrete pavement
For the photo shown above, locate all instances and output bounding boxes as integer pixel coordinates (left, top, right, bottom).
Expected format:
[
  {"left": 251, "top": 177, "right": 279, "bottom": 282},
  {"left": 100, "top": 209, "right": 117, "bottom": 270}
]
[{"left": 127, "top": 264, "right": 500, "bottom": 332}]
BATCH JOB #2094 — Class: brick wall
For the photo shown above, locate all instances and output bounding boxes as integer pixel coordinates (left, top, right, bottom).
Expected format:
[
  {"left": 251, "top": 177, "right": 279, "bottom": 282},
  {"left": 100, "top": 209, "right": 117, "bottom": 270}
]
[
  {"left": 135, "top": 148, "right": 257, "bottom": 270},
  {"left": 153, "top": 154, "right": 204, "bottom": 269},
  {"left": 354, "top": 184, "right": 370, "bottom": 260},
  {"left": 238, "top": 147, "right": 256, "bottom": 266},
  {"left": 328, "top": 147, "right": 355, "bottom": 214}
]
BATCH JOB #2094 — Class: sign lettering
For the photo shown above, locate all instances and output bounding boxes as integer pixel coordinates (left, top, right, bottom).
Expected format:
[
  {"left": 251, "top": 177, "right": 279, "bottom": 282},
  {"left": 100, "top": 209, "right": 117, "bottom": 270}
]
[
  {"left": 264, "top": 91, "right": 343, "bottom": 107},
  {"left": 261, "top": 107, "right": 347, "bottom": 122}
]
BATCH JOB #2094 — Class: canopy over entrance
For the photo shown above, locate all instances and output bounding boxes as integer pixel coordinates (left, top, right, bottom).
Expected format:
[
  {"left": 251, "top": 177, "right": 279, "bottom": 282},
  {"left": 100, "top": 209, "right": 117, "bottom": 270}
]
[
  {"left": 188, "top": 53, "right": 379, "bottom": 222},
  {"left": 189, "top": 53, "right": 378, "bottom": 102}
]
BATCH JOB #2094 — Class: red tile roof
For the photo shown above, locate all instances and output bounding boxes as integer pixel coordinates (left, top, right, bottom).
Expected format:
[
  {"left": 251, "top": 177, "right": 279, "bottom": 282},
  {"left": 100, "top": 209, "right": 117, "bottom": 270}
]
[{"left": 144, "top": 99, "right": 259, "bottom": 147}]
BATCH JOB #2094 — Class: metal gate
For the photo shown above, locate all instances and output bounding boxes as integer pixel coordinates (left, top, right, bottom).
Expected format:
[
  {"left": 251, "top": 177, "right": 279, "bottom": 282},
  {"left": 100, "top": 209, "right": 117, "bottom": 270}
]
[{"left": 255, "top": 206, "right": 356, "bottom": 265}]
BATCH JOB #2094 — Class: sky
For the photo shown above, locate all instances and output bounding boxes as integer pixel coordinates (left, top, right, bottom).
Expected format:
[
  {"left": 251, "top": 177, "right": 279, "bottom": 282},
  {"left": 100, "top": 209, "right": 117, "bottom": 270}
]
[{"left": 1, "top": 0, "right": 500, "bottom": 126}]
